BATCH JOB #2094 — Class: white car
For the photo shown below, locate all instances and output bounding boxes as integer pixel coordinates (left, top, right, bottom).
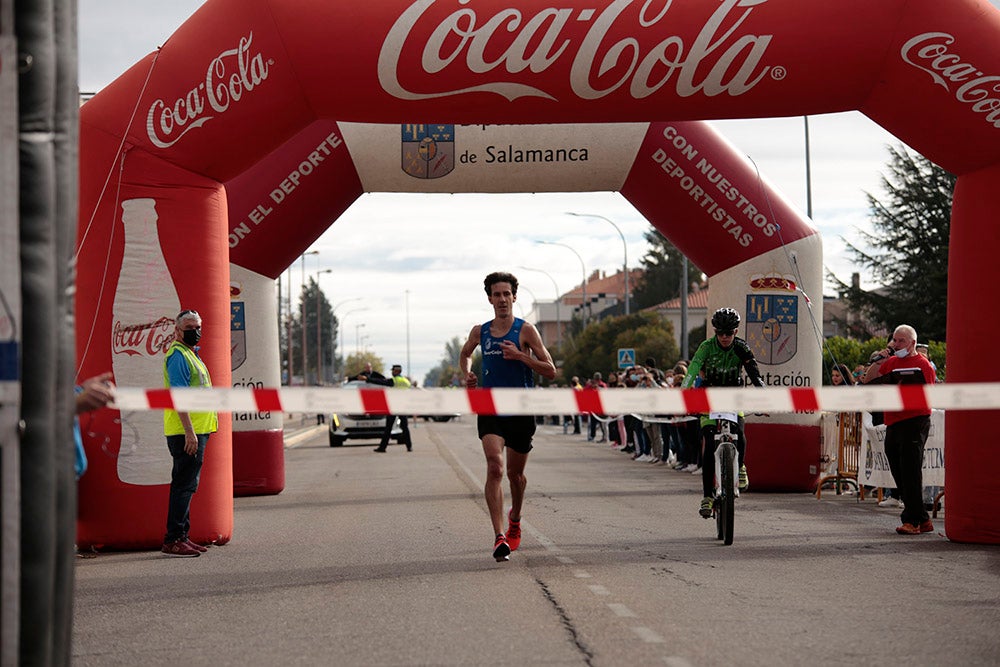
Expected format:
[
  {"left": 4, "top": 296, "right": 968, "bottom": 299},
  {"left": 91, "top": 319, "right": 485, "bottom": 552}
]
[{"left": 328, "top": 380, "right": 403, "bottom": 447}]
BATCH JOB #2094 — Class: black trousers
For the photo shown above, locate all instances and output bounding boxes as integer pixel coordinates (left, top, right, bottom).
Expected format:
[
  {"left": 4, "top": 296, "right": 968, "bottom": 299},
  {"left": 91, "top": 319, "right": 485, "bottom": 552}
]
[
  {"left": 589, "top": 414, "right": 606, "bottom": 440},
  {"left": 380, "top": 415, "right": 411, "bottom": 449},
  {"left": 884, "top": 414, "right": 930, "bottom": 525}
]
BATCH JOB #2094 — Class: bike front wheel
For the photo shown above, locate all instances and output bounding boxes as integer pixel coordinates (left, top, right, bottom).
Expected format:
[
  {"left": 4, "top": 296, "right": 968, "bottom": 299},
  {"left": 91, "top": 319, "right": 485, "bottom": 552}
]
[{"left": 718, "top": 443, "right": 736, "bottom": 545}]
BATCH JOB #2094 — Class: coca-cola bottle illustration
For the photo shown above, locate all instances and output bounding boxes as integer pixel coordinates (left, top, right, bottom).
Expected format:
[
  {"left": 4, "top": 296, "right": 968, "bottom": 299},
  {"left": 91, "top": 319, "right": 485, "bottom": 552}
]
[{"left": 111, "top": 198, "right": 179, "bottom": 485}]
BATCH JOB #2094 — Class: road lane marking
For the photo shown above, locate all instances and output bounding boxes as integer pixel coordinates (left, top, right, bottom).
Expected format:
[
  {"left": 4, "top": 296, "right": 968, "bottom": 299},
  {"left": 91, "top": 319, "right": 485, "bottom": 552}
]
[
  {"left": 608, "top": 603, "right": 637, "bottom": 618},
  {"left": 663, "top": 657, "right": 696, "bottom": 666},
  {"left": 633, "top": 626, "right": 665, "bottom": 643}
]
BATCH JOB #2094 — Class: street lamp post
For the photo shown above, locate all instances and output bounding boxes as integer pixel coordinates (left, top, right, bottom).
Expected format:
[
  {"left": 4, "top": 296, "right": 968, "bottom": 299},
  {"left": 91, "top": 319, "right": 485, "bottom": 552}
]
[
  {"left": 286, "top": 266, "right": 292, "bottom": 384},
  {"left": 355, "top": 322, "right": 366, "bottom": 355},
  {"left": 276, "top": 272, "right": 283, "bottom": 381},
  {"left": 405, "top": 290, "right": 411, "bottom": 377},
  {"left": 519, "top": 266, "right": 561, "bottom": 347},
  {"left": 339, "top": 307, "right": 368, "bottom": 378},
  {"left": 299, "top": 250, "right": 318, "bottom": 384},
  {"left": 536, "top": 240, "right": 587, "bottom": 325},
  {"left": 332, "top": 297, "right": 363, "bottom": 378},
  {"left": 804, "top": 116, "right": 813, "bottom": 219},
  {"left": 566, "top": 212, "right": 629, "bottom": 315},
  {"left": 315, "top": 268, "right": 333, "bottom": 384},
  {"left": 681, "top": 256, "right": 690, "bottom": 359},
  {"left": 517, "top": 285, "right": 537, "bottom": 320}
]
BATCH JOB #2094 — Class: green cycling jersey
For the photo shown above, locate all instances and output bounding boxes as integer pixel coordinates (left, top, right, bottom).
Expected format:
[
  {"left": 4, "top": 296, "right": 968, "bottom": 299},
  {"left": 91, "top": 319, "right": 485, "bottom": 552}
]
[{"left": 680, "top": 336, "right": 765, "bottom": 390}]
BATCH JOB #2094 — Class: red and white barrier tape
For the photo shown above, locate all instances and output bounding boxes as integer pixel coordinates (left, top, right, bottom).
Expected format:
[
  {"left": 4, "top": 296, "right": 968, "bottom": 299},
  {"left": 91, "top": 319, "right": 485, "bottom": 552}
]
[{"left": 109, "top": 383, "right": 1000, "bottom": 416}]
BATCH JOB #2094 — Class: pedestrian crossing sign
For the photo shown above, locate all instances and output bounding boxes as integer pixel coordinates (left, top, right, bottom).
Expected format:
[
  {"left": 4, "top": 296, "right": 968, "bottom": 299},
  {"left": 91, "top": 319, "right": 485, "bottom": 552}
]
[{"left": 617, "top": 348, "right": 636, "bottom": 369}]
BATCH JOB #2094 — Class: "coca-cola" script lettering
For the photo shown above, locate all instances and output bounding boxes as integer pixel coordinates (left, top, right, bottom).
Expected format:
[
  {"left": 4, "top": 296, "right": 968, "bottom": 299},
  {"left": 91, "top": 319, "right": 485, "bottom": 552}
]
[
  {"left": 378, "top": 0, "right": 778, "bottom": 102},
  {"left": 146, "top": 33, "right": 271, "bottom": 149},
  {"left": 112, "top": 318, "right": 175, "bottom": 357},
  {"left": 902, "top": 32, "right": 1000, "bottom": 129}
]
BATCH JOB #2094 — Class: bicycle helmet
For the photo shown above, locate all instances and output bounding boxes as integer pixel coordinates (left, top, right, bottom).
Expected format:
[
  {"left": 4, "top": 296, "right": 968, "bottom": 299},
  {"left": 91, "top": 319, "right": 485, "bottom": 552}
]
[{"left": 711, "top": 308, "right": 741, "bottom": 331}]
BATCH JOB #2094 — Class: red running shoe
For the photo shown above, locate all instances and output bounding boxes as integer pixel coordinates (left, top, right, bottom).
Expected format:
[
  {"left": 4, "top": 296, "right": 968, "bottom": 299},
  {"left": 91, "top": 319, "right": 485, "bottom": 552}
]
[
  {"left": 505, "top": 508, "right": 522, "bottom": 551},
  {"left": 492, "top": 534, "right": 511, "bottom": 562},
  {"left": 918, "top": 520, "right": 934, "bottom": 533},
  {"left": 895, "top": 523, "right": 921, "bottom": 535}
]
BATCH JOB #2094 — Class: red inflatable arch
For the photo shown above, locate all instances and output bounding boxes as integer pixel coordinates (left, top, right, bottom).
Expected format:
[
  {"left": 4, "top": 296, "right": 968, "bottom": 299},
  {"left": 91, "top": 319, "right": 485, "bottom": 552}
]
[{"left": 76, "top": 0, "right": 1000, "bottom": 547}]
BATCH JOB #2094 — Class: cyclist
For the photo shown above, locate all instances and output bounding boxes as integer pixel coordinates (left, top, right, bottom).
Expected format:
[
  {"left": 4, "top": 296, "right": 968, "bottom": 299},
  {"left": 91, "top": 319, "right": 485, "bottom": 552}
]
[{"left": 680, "top": 308, "right": 765, "bottom": 518}]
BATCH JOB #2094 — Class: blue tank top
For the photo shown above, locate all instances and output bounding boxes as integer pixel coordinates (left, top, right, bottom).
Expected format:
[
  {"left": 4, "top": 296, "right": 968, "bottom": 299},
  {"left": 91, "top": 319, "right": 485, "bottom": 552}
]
[{"left": 480, "top": 318, "right": 534, "bottom": 388}]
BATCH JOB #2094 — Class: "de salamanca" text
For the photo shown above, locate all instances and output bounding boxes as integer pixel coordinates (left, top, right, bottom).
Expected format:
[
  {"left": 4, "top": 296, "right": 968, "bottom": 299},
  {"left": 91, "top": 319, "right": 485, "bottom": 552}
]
[{"left": 485, "top": 145, "right": 589, "bottom": 163}]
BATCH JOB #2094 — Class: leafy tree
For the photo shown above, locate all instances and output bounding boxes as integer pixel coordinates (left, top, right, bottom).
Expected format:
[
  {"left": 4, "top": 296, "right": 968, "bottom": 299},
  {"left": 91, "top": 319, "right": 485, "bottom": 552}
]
[
  {"left": 686, "top": 321, "right": 707, "bottom": 359},
  {"left": 424, "top": 336, "right": 480, "bottom": 387},
  {"left": 829, "top": 145, "right": 954, "bottom": 341},
  {"left": 820, "top": 335, "right": 946, "bottom": 382},
  {"left": 820, "top": 336, "right": 865, "bottom": 383},
  {"left": 632, "top": 229, "right": 705, "bottom": 309},
  {"left": 561, "top": 312, "right": 679, "bottom": 380},
  {"left": 342, "top": 352, "right": 385, "bottom": 379}
]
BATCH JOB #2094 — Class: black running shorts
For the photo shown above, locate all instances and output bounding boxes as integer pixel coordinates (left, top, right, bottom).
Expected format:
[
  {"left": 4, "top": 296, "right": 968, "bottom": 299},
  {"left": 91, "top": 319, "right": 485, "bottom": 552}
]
[{"left": 477, "top": 415, "right": 536, "bottom": 454}]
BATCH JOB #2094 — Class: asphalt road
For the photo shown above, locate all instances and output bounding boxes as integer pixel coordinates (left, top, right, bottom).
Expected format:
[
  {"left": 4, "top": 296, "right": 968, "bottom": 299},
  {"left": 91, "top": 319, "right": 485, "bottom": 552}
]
[{"left": 72, "top": 418, "right": 1000, "bottom": 666}]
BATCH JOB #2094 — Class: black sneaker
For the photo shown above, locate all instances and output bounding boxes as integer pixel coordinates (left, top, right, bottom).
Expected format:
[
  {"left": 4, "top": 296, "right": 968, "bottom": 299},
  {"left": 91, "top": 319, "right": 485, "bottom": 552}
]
[{"left": 492, "top": 534, "right": 511, "bottom": 562}]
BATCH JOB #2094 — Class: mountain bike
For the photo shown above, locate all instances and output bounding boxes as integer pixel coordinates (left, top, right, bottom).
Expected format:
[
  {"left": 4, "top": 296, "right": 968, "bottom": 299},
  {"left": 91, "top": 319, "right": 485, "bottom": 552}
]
[{"left": 710, "top": 411, "right": 740, "bottom": 546}]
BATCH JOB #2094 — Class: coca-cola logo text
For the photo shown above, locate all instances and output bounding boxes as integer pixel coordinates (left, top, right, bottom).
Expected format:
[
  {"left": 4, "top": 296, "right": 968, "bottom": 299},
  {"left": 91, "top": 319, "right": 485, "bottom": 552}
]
[
  {"left": 146, "top": 33, "right": 271, "bottom": 149},
  {"left": 113, "top": 318, "right": 175, "bottom": 357},
  {"left": 378, "top": 0, "right": 779, "bottom": 102},
  {"left": 902, "top": 32, "right": 1000, "bottom": 129}
]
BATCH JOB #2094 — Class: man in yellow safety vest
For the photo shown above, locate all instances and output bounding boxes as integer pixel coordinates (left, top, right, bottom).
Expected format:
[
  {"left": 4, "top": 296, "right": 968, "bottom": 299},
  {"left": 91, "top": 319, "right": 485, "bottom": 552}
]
[{"left": 161, "top": 309, "right": 217, "bottom": 557}]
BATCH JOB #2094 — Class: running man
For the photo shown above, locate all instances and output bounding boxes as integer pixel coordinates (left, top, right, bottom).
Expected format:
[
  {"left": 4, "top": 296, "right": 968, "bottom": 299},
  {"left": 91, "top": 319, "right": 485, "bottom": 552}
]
[
  {"left": 460, "top": 271, "right": 556, "bottom": 562},
  {"left": 681, "top": 308, "right": 765, "bottom": 519}
]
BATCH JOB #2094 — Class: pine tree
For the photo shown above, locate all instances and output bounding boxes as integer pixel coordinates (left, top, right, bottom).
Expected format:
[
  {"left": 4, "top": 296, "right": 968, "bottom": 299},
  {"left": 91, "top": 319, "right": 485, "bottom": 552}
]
[
  {"left": 830, "top": 145, "right": 954, "bottom": 341},
  {"left": 288, "top": 278, "right": 336, "bottom": 384},
  {"left": 632, "top": 229, "right": 705, "bottom": 309}
]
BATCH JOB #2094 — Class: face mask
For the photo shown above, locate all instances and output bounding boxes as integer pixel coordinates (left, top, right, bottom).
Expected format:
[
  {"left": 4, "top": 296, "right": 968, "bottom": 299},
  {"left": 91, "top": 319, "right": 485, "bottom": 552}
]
[
  {"left": 894, "top": 348, "right": 908, "bottom": 359},
  {"left": 630, "top": 374, "right": 639, "bottom": 382},
  {"left": 182, "top": 328, "right": 202, "bottom": 347}
]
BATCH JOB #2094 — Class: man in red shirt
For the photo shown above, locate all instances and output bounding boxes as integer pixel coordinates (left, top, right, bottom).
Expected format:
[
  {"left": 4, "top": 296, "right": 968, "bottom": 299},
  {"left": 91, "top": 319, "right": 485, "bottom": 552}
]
[{"left": 862, "top": 325, "right": 938, "bottom": 535}]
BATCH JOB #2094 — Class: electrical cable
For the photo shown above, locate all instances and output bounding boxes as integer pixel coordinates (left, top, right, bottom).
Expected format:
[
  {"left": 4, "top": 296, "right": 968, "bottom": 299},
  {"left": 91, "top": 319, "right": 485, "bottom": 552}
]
[{"left": 74, "top": 49, "right": 161, "bottom": 381}]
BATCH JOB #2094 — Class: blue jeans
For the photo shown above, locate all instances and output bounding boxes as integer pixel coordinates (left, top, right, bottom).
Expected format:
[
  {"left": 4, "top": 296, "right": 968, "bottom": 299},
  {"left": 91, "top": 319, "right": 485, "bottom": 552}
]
[{"left": 165, "top": 433, "right": 210, "bottom": 543}]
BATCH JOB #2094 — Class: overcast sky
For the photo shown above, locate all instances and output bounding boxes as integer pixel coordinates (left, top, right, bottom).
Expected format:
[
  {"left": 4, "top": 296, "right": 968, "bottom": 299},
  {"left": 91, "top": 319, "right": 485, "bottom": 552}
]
[{"left": 78, "top": 1, "right": 968, "bottom": 384}]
